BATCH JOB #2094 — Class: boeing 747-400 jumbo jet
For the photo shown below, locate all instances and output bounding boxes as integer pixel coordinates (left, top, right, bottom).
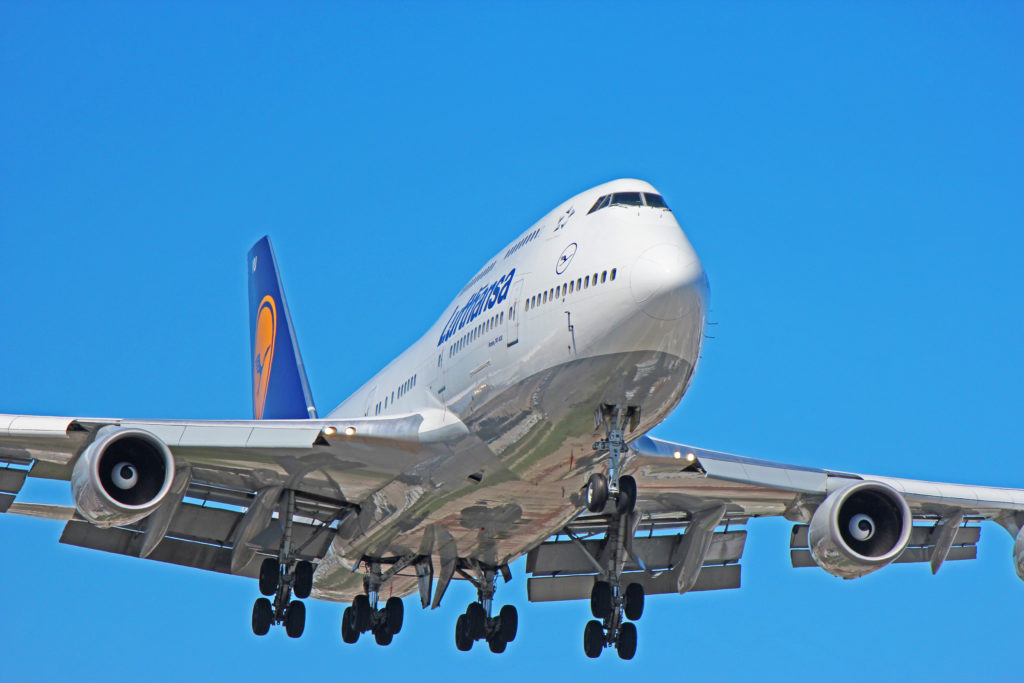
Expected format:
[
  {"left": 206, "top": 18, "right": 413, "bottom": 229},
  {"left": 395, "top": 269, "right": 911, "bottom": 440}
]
[{"left": 2, "top": 179, "right": 1022, "bottom": 660}]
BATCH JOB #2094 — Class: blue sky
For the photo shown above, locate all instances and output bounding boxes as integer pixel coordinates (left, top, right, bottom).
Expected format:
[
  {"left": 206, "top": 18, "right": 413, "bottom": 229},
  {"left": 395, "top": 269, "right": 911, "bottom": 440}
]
[{"left": 2, "top": 2, "right": 1023, "bottom": 680}]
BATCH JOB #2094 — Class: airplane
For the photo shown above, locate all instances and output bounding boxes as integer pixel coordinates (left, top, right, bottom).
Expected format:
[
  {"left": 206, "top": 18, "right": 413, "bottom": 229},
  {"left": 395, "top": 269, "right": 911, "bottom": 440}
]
[{"left": 2, "top": 178, "right": 1022, "bottom": 660}]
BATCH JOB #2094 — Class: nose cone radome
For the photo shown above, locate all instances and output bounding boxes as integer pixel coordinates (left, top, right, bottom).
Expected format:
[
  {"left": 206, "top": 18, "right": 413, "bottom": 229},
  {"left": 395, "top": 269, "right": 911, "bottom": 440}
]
[{"left": 630, "top": 244, "right": 707, "bottom": 320}]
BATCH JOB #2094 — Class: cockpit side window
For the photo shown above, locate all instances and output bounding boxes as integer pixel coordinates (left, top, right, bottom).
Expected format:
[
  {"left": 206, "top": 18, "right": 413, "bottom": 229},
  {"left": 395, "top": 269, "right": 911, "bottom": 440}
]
[
  {"left": 643, "top": 193, "right": 669, "bottom": 209},
  {"left": 588, "top": 194, "right": 611, "bottom": 214}
]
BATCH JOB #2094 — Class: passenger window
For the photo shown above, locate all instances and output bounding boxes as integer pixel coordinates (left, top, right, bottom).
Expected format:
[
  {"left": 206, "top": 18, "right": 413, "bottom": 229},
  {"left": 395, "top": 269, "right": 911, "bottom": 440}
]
[
  {"left": 569, "top": 281, "right": 574, "bottom": 293},
  {"left": 593, "top": 272, "right": 598, "bottom": 284},
  {"left": 577, "top": 277, "right": 582, "bottom": 290},
  {"left": 562, "top": 284, "right": 567, "bottom": 296},
  {"left": 601, "top": 271, "right": 607, "bottom": 283},
  {"left": 585, "top": 275, "right": 589, "bottom": 288},
  {"left": 611, "top": 268, "right": 617, "bottom": 280}
]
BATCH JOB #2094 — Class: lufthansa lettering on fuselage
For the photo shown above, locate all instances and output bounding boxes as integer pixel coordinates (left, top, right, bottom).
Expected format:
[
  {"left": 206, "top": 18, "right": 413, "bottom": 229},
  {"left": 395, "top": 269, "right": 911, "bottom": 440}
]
[{"left": 438, "top": 268, "right": 516, "bottom": 347}]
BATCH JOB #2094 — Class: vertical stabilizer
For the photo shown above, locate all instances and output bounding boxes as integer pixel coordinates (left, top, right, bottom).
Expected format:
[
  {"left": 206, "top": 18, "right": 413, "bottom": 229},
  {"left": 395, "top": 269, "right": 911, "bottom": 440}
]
[{"left": 247, "top": 236, "right": 317, "bottom": 420}]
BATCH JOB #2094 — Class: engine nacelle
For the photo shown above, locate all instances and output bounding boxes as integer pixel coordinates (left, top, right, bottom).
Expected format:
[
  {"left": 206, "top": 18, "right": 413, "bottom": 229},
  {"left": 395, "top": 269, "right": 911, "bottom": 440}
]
[
  {"left": 70, "top": 427, "right": 175, "bottom": 527},
  {"left": 808, "top": 480, "right": 913, "bottom": 579}
]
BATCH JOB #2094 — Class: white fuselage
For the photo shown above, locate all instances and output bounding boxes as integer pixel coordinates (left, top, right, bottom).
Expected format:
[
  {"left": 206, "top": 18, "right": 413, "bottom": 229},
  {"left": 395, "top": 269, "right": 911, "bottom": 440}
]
[{"left": 314, "top": 179, "right": 709, "bottom": 599}]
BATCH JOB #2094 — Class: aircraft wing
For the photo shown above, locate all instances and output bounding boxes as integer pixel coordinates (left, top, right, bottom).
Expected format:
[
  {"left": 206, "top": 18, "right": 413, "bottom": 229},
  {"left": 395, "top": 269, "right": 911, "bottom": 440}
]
[
  {"left": 0, "top": 410, "right": 467, "bottom": 587},
  {"left": 525, "top": 435, "right": 1024, "bottom": 604},
  {"left": 627, "top": 436, "right": 1024, "bottom": 522}
]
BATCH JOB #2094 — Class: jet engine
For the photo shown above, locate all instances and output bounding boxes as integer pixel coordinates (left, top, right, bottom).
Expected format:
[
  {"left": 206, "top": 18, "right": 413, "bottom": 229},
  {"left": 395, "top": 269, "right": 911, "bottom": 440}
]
[
  {"left": 70, "top": 427, "right": 175, "bottom": 527},
  {"left": 808, "top": 480, "right": 913, "bottom": 579}
]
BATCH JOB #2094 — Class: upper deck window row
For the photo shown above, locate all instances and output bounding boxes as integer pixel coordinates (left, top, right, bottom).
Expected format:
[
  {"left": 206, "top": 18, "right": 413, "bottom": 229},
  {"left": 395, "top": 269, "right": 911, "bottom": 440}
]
[
  {"left": 587, "top": 192, "right": 670, "bottom": 215},
  {"left": 504, "top": 228, "right": 541, "bottom": 260}
]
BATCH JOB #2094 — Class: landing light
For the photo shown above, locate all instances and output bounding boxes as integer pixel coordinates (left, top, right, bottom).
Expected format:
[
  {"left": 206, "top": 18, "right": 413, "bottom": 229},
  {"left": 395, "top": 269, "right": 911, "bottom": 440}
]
[
  {"left": 673, "top": 451, "right": 682, "bottom": 459},
  {"left": 686, "top": 452, "right": 696, "bottom": 462},
  {"left": 322, "top": 426, "right": 337, "bottom": 436},
  {"left": 343, "top": 426, "right": 357, "bottom": 437}
]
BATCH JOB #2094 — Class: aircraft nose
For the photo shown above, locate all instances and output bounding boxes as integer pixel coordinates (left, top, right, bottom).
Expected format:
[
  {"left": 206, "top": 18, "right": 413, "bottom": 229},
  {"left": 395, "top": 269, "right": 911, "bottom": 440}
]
[{"left": 630, "top": 244, "right": 707, "bottom": 320}]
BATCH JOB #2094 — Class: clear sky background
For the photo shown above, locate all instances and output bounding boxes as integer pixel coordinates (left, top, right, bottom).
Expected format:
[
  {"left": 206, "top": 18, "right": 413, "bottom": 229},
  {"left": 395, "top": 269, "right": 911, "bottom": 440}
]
[{"left": 2, "top": 2, "right": 1023, "bottom": 681}]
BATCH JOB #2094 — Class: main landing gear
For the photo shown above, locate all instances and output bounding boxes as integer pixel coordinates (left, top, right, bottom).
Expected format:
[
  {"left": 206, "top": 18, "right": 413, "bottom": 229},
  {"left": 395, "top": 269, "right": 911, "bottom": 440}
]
[
  {"left": 251, "top": 490, "right": 313, "bottom": 638},
  {"left": 340, "top": 560, "right": 406, "bottom": 646},
  {"left": 580, "top": 404, "right": 644, "bottom": 660},
  {"left": 453, "top": 566, "right": 518, "bottom": 654}
]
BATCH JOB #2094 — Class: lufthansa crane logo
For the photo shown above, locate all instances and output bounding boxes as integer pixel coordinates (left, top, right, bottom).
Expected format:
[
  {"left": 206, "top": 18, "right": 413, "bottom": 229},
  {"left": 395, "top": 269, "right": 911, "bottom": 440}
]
[
  {"left": 253, "top": 295, "right": 277, "bottom": 419},
  {"left": 556, "top": 242, "right": 577, "bottom": 275}
]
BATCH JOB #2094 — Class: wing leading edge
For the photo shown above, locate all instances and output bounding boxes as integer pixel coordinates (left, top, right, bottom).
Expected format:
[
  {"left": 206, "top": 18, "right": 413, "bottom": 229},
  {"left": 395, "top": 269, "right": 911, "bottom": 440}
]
[{"left": 626, "top": 435, "right": 1024, "bottom": 579}]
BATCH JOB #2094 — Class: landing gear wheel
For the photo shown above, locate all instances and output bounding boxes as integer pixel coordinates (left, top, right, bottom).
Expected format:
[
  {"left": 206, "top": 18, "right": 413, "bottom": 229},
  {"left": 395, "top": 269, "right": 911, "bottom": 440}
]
[
  {"left": 385, "top": 596, "right": 404, "bottom": 635},
  {"left": 293, "top": 560, "right": 313, "bottom": 599},
  {"left": 258, "top": 558, "right": 279, "bottom": 596},
  {"left": 616, "top": 621, "right": 637, "bottom": 660},
  {"left": 624, "top": 582, "right": 645, "bottom": 621},
  {"left": 488, "top": 636, "right": 507, "bottom": 653},
  {"left": 374, "top": 625, "right": 394, "bottom": 646},
  {"left": 465, "top": 602, "right": 487, "bottom": 640},
  {"left": 497, "top": 604, "right": 518, "bottom": 643},
  {"left": 251, "top": 597, "right": 272, "bottom": 636},
  {"left": 585, "top": 473, "right": 609, "bottom": 513},
  {"left": 616, "top": 475, "right": 637, "bottom": 515},
  {"left": 455, "top": 613, "right": 472, "bottom": 651},
  {"left": 341, "top": 607, "right": 359, "bottom": 643},
  {"left": 285, "top": 600, "right": 306, "bottom": 638},
  {"left": 583, "top": 619, "right": 604, "bottom": 658},
  {"left": 352, "top": 594, "right": 372, "bottom": 631},
  {"left": 590, "top": 580, "right": 613, "bottom": 619}
]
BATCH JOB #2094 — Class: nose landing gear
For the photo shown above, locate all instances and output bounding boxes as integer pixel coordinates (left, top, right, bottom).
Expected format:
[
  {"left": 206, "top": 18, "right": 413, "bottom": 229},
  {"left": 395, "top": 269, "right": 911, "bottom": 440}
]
[
  {"left": 587, "top": 404, "right": 641, "bottom": 515},
  {"left": 579, "top": 404, "right": 645, "bottom": 660}
]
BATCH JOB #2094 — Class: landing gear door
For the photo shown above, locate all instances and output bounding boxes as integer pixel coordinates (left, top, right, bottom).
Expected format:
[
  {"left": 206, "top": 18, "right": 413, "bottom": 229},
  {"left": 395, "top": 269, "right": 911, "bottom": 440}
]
[{"left": 505, "top": 279, "right": 523, "bottom": 347}]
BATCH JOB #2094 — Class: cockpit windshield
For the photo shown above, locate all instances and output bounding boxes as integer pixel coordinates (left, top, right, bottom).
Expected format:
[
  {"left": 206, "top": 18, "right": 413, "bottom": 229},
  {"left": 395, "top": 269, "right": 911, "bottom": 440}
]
[{"left": 588, "top": 191, "right": 670, "bottom": 214}]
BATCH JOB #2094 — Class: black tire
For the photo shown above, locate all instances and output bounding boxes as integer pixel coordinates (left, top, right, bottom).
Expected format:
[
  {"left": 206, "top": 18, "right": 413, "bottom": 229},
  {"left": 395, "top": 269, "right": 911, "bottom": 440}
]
[
  {"left": 385, "top": 596, "right": 404, "bottom": 635},
  {"left": 455, "top": 614, "right": 472, "bottom": 651},
  {"left": 585, "top": 473, "right": 609, "bottom": 513},
  {"left": 374, "top": 625, "right": 394, "bottom": 646},
  {"left": 285, "top": 600, "right": 305, "bottom": 638},
  {"left": 251, "top": 597, "right": 273, "bottom": 636},
  {"left": 590, "top": 580, "right": 613, "bottom": 619},
  {"left": 466, "top": 602, "right": 486, "bottom": 640},
  {"left": 497, "top": 604, "right": 518, "bottom": 643},
  {"left": 352, "top": 594, "right": 372, "bottom": 632},
  {"left": 616, "top": 475, "right": 637, "bottom": 515},
  {"left": 293, "top": 560, "right": 313, "bottom": 599},
  {"left": 258, "top": 558, "right": 279, "bottom": 596},
  {"left": 624, "top": 582, "right": 645, "bottom": 621},
  {"left": 616, "top": 621, "right": 637, "bottom": 660},
  {"left": 488, "top": 636, "right": 507, "bottom": 653},
  {"left": 583, "top": 619, "right": 604, "bottom": 658},
  {"left": 341, "top": 607, "right": 359, "bottom": 644}
]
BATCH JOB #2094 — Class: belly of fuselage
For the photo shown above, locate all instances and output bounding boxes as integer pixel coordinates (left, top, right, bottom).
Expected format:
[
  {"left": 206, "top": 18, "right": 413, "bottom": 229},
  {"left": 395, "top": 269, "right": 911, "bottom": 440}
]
[{"left": 312, "top": 299, "right": 705, "bottom": 602}]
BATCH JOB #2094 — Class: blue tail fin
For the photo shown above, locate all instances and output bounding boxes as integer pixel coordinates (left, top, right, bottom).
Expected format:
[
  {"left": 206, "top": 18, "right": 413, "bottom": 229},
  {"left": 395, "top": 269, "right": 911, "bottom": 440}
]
[{"left": 247, "top": 236, "right": 317, "bottom": 420}]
